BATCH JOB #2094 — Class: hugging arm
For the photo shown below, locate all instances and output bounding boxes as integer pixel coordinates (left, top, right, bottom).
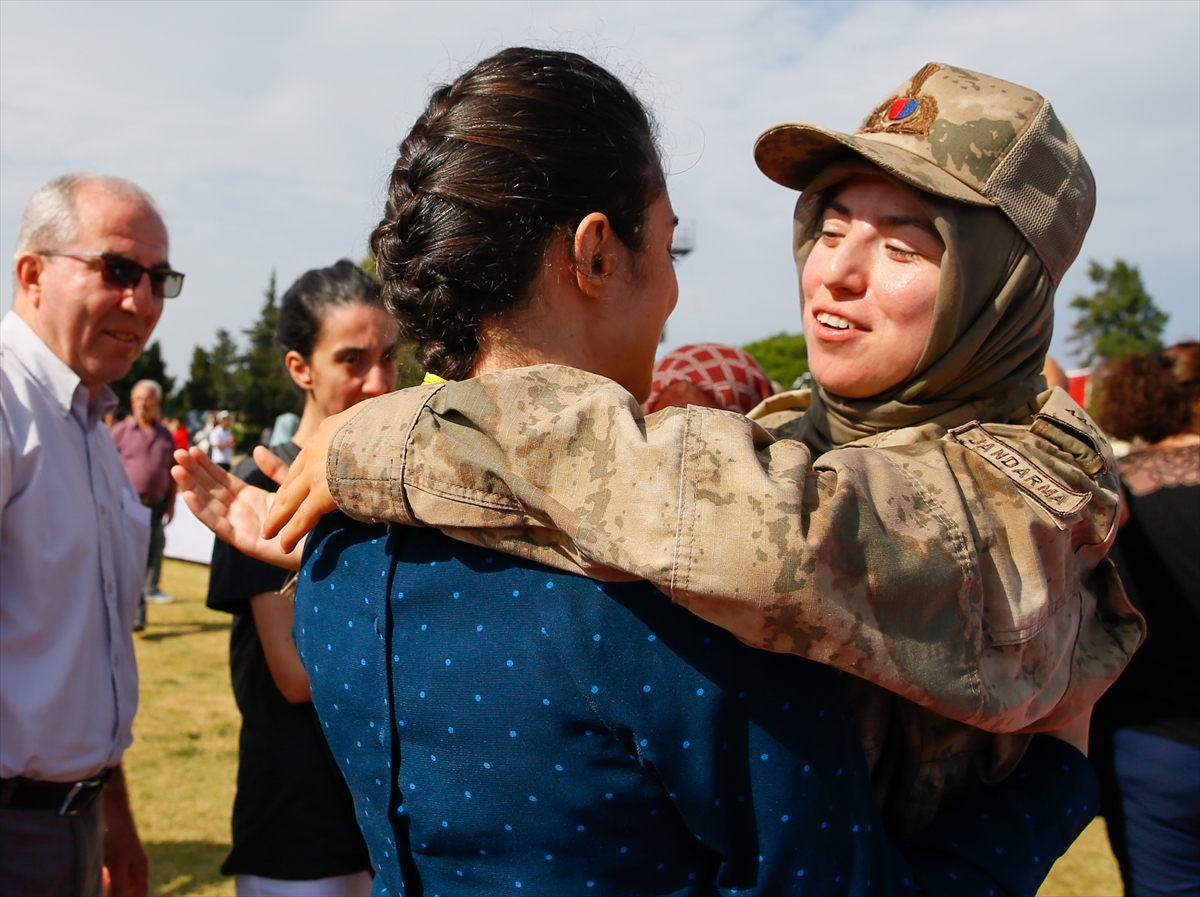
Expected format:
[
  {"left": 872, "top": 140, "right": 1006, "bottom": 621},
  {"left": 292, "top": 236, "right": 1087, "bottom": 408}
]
[{"left": 319, "top": 367, "right": 1142, "bottom": 735}]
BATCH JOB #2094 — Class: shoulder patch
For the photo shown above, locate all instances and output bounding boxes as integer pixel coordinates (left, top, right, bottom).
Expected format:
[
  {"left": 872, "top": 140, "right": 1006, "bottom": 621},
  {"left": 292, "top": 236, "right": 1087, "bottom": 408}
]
[{"left": 949, "top": 423, "right": 1090, "bottom": 518}]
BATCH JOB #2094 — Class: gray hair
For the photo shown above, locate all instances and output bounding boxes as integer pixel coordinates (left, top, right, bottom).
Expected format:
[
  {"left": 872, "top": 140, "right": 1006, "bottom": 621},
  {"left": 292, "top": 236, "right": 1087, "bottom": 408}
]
[
  {"left": 132, "top": 379, "right": 163, "bottom": 400},
  {"left": 14, "top": 173, "right": 158, "bottom": 257}
]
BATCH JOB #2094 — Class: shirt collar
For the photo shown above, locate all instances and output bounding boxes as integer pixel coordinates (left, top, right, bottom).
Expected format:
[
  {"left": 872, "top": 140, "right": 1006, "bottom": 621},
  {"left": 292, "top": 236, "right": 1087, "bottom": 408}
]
[{"left": 1, "top": 311, "right": 118, "bottom": 427}]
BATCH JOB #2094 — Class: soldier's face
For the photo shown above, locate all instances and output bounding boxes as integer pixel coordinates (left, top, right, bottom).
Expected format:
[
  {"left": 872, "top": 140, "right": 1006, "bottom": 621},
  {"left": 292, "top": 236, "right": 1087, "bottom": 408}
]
[{"left": 801, "top": 175, "right": 943, "bottom": 399}]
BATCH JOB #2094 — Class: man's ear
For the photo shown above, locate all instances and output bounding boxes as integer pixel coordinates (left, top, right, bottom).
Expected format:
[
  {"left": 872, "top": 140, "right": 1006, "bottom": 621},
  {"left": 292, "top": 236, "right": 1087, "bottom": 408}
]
[
  {"left": 284, "top": 350, "right": 313, "bottom": 391},
  {"left": 572, "top": 212, "right": 617, "bottom": 298},
  {"left": 14, "top": 253, "right": 44, "bottom": 307}
]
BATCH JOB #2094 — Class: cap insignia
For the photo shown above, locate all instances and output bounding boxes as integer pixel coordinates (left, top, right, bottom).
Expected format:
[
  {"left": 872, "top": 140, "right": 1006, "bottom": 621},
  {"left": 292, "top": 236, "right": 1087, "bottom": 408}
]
[
  {"left": 859, "top": 62, "right": 941, "bottom": 137},
  {"left": 887, "top": 98, "right": 920, "bottom": 121}
]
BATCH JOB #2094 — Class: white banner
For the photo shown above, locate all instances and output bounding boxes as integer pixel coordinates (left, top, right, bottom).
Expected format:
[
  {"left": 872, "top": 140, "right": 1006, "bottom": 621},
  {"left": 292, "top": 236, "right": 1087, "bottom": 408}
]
[{"left": 163, "top": 493, "right": 215, "bottom": 565}]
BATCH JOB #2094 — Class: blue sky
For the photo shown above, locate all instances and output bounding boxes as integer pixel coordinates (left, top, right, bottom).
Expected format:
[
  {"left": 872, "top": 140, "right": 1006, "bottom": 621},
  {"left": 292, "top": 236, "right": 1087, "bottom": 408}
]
[{"left": 2, "top": 0, "right": 1196, "bottom": 384}]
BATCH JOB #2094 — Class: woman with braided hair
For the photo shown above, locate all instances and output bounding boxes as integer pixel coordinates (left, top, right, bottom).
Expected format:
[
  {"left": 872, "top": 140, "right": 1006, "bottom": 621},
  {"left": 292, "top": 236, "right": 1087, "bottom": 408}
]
[{"left": 177, "top": 50, "right": 1121, "bottom": 894}]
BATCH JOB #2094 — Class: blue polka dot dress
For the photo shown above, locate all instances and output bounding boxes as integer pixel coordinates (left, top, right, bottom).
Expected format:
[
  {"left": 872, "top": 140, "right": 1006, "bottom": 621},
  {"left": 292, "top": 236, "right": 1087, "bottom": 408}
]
[{"left": 296, "top": 515, "right": 1099, "bottom": 896}]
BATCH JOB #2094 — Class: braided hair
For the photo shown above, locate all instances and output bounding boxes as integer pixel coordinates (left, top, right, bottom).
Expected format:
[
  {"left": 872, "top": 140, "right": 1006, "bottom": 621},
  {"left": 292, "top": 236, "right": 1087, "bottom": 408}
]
[
  {"left": 371, "top": 48, "right": 665, "bottom": 380},
  {"left": 276, "top": 259, "right": 384, "bottom": 360}
]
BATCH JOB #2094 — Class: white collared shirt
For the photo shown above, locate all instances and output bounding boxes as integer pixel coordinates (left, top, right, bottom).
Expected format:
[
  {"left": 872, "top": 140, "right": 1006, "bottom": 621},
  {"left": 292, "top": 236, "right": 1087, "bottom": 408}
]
[{"left": 0, "top": 312, "right": 147, "bottom": 782}]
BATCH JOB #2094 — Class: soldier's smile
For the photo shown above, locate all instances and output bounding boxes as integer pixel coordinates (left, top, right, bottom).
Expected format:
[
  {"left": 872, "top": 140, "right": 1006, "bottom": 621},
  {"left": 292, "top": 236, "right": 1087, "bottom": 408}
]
[{"left": 801, "top": 174, "right": 943, "bottom": 399}]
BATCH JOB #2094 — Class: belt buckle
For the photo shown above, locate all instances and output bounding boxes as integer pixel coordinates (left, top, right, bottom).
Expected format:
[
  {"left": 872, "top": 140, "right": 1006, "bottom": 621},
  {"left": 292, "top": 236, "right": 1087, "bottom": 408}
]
[
  {"left": 57, "top": 782, "right": 86, "bottom": 816},
  {"left": 56, "top": 772, "right": 109, "bottom": 816}
]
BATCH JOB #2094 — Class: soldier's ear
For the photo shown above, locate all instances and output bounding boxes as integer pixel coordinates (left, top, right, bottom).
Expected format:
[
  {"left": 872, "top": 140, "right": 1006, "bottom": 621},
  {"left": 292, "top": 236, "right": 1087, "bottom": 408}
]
[{"left": 571, "top": 212, "right": 617, "bottom": 298}]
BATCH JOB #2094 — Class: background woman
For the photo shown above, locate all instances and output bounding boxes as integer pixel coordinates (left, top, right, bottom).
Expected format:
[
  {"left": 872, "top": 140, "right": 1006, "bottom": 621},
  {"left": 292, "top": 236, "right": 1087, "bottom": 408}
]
[
  {"left": 1090, "top": 342, "right": 1199, "bottom": 897},
  {"left": 205, "top": 260, "right": 397, "bottom": 897}
]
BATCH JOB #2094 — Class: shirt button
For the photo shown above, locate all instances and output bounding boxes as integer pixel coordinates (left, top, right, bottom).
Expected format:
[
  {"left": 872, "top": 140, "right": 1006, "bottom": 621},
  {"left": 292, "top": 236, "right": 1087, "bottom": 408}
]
[
  {"left": 106, "top": 582, "right": 114, "bottom": 594},
  {"left": 100, "top": 505, "right": 107, "bottom": 515}
]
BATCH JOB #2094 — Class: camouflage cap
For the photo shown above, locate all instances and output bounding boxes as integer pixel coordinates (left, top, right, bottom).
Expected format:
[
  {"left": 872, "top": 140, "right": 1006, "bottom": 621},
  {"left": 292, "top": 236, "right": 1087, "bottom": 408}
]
[{"left": 754, "top": 63, "right": 1095, "bottom": 284}]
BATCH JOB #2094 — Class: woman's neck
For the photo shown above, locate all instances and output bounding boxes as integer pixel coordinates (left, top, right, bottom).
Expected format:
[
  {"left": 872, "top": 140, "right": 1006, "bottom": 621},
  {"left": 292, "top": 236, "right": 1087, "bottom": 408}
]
[
  {"left": 470, "top": 292, "right": 596, "bottom": 379},
  {"left": 290, "top": 397, "right": 324, "bottom": 450}
]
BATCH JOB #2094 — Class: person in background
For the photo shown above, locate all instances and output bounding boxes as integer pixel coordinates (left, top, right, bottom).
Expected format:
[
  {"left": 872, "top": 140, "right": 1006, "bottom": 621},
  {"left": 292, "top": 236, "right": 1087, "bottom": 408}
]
[
  {"left": 1042, "top": 355, "right": 1071, "bottom": 392},
  {"left": 644, "top": 342, "right": 773, "bottom": 413},
  {"left": 205, "top": 260, "right": 397, "bottom": 897},
  {"left": 1091, "top": 341, "right": 1200, "bottom": 897},
  {"left": 193, "top": 410, "right": 216, "bottom": 455},
  {"left": 166, "top": 416, "right": 190, "bottom": 452},
  {"left": 111, "top": 379, "right": 178, "bottom": 627},
  {"left": 209, "top": 410, "right": 235, "bottom": 470},
  {"left": 268, "top": 411, "right": 300, "bottom": 448},
  {"left": 2, "top": 171, "right": 184, "bottom": 896}
]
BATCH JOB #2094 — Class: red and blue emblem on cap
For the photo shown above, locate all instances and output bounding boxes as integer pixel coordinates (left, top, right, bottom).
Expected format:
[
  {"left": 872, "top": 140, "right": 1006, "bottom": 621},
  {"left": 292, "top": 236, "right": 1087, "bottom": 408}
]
[{"left": 887, "top": 98, "right": 919, "bottom": 121}]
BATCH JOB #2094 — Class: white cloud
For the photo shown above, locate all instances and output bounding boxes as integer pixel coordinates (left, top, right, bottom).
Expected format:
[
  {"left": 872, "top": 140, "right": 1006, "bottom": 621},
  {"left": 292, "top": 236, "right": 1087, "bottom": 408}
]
[{"left": 2, "top": 0, "right": 1196, "bottom": 383}]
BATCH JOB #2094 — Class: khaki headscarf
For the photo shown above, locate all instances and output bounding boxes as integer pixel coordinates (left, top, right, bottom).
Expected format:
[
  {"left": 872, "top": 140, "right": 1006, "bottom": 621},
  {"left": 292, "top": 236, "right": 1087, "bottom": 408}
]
[{"left": 792, "top": 159, "right": 1055, "bottom": 454}]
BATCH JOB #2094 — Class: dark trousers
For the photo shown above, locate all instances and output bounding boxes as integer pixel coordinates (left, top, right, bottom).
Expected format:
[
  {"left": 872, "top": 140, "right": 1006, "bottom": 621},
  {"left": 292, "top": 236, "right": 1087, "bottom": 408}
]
[
  {"left": 135, "top": 496, "right": 168, "bottom": 630},
  {"left": 0, "top": 802, "right": 103, "bottom": 896},
  {"left": 1094, "top": 727, "right": 1200, "bottom": 897},
  {"left": 144, "top": 496, "right": 167, "bottom": 595}
]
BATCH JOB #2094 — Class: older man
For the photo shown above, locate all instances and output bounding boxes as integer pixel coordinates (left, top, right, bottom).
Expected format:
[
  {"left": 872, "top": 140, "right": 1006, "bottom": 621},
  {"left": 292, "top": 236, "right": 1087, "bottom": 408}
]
[
  {"left": 111, "top": 379, "right": 178, "bottom": 628},
  {"left": 1, "top": 173, "right": 183, "bottom": 896}
]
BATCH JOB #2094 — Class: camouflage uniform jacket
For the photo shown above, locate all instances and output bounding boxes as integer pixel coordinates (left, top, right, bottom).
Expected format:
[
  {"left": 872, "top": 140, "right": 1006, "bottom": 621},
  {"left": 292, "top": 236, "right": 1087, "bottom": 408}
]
[{"left": 325, "top": 365, "right": 1143, "bottom": 835}]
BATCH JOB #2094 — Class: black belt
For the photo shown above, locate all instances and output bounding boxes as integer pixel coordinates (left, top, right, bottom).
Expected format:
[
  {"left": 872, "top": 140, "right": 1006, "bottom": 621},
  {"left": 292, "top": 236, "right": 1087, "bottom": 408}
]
[{"left": 0, "top": 769, "right": 112, "bottom": 815}]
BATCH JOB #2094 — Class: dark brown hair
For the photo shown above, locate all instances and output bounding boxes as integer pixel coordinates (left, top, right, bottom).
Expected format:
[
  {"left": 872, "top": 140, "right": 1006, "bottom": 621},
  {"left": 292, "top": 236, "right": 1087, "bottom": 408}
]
[
  {"left": 1094, "top": 341, "right": 1200, "bottom": 443},
  {"left": 371, "top": 47, "right": 664, "bottom": 379},
  {"left": 276, "top": 260, "right": 383, "bottom": 361}
]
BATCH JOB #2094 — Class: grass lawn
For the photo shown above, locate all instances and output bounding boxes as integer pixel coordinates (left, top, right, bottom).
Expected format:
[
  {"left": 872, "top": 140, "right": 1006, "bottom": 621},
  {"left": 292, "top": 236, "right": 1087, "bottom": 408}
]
[
  {"left": 127, "top": 559, "right": 237, "bottom": 896},
  {"left": 128, "top": 559, "right": 1122, "bottom": 896}
]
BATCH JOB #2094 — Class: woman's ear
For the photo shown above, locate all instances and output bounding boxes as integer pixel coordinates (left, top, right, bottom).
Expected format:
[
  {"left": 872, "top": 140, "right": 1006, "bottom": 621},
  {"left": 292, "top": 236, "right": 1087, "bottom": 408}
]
[
  {"left": 572, "top": 212, "right": 618, "bottom": 298},
  {"left": 284, "top": 350, "right": 313, "bottom": 391}
]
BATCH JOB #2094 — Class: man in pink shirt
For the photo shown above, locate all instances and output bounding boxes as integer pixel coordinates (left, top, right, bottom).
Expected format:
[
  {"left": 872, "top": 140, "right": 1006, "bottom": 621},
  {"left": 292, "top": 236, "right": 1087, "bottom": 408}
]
[{"left": 110, "top": 379, "right": 177, "bottom": 627}]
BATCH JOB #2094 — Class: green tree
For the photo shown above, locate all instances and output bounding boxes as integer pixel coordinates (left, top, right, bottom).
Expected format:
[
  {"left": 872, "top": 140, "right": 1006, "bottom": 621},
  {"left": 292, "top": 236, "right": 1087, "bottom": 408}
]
[
  {"left": 239, "top": 271, "right": 300, "bottom": 439},
  {"left": 742, "top": 332, "right": 809, "bottom": 389},
  {"left": 177, "top": 345, "right": 217, "bottom": 413},
  {"left": 208, "top": 328, "right": 245, "bottom": 410},
  {"left": 1069, "top": 260, "right": 1168, "bottom": 366},
  {"left": 111, "top": 341, "right": 175, "bottom": 415}
]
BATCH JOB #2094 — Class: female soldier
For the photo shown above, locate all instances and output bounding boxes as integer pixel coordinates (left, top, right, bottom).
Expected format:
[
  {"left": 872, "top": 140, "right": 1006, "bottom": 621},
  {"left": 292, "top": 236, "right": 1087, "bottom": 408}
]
[
  {"left": 162, "top": 52, "right": 1127, "bottom": 897},
  {"left": 251, "top": 61, "right": 1142, "bottom": 841}
]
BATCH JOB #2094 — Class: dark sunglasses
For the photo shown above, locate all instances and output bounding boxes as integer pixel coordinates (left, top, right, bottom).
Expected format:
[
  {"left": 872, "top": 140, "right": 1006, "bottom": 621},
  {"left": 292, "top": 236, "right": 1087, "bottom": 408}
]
[{"left": 40, "top": 251, "right": 185, "bottom": 299}]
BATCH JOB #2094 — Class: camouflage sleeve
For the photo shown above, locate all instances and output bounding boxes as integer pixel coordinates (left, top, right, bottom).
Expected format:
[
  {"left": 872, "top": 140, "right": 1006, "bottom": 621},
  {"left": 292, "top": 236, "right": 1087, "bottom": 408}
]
[{"left": 327, "top": 365, "right": 1143, "bottom": 733}]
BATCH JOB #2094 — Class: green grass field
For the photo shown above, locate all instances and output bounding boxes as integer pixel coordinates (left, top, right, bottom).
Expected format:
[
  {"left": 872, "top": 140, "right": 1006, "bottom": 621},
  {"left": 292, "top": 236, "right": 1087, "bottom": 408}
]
[{"left": 128, "top": 559, "right": 1123, "bottom": 895}]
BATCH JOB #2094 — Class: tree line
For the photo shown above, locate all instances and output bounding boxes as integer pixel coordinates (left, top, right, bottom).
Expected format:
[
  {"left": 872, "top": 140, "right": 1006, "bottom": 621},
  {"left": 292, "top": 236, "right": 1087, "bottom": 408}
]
[{"left": 111, "top": 259, "right": 1170, "bottom": 442}]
